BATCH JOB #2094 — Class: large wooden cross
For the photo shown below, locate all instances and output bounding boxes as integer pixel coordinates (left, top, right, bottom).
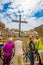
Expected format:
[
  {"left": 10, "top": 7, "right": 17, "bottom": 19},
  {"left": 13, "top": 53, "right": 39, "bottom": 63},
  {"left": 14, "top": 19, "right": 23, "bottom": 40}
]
[{"left": 12, "top": 15, "right": 27, "bottom": 37}]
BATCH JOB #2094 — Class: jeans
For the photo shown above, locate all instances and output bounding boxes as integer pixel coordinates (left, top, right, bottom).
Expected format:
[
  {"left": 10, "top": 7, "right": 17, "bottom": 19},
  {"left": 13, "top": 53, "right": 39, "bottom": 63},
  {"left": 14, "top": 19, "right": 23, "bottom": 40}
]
[{"left": 30, "top": 51, "right": 34, "bottom": 65}]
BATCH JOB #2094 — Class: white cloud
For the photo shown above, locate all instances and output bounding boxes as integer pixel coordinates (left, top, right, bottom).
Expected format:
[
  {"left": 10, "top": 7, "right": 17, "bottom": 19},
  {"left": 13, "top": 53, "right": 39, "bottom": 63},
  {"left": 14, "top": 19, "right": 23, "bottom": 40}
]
[
  {"left": 0, "top": 4, "right": 3, "bottom": 10},
  {"left": 0, "top": 0, "right": 9, "bottom": 4},
  {"left": 0, "top": 0, "right": 43, "bottom": 31}
]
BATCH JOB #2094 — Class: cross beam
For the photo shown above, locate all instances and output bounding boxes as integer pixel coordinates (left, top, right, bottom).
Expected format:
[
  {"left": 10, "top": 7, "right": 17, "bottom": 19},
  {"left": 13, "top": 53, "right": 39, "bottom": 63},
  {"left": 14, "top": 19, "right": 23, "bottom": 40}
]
[{"left": 12, "top": 15, "right": 27, "bottom": 37}]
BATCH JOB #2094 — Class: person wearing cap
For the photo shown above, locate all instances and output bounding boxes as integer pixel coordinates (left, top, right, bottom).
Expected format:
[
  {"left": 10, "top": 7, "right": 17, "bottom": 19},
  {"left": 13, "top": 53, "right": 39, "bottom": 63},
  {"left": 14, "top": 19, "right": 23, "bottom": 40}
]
[{"left": 3, "top": 37, "right": 15, "bottom": 65}]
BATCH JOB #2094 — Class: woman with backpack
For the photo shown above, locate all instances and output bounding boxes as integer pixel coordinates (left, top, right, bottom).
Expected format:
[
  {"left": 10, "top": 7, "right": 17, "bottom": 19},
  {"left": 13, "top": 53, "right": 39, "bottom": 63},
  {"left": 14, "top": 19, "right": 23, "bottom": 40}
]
[{"left": 28, "top": 36, "right": 35, "bottom": 65}]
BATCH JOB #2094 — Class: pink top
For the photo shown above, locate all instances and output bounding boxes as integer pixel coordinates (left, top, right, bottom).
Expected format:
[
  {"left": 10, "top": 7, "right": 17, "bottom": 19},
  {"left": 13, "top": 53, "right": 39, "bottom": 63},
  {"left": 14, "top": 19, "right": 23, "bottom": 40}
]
[{"left": 3, "top": 41, "right": 15, "bottom": 56}]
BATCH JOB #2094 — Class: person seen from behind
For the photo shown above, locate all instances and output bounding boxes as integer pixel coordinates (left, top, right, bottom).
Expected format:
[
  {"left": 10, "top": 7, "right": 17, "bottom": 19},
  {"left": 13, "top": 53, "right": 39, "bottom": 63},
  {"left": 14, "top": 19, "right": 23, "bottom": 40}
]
[
  {"left": 35, "top": 36, "right": 43, "bottom": 65},
  {"left": 29, "top": 36, "right": 35, "bottom": 65},
  {"left": 14, "top": 37, "right": 24, "bottom": 65},
  {"left": 3, "top": 37, "right": 15, "bottom": 65},
  {"left": 0, "top": 37, "right": 4, "bottom": 63}
]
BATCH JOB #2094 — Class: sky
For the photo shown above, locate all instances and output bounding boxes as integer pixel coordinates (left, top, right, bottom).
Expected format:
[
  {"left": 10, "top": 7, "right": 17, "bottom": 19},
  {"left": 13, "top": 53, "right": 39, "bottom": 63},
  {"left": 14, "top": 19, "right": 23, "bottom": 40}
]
[{"left": 0, "top": 0, "right": 43, "bottom": 31}]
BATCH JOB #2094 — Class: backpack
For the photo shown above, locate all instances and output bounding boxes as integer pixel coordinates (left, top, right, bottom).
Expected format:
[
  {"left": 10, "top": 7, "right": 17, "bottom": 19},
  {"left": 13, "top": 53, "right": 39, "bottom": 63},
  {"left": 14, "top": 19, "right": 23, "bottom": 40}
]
[{"left": 29, "top": 41, "right": 35, "bottom": 51}]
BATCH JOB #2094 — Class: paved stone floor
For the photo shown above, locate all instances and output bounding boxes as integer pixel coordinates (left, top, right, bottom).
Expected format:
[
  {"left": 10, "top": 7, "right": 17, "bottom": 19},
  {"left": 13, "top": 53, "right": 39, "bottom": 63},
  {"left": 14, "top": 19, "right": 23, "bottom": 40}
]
[
  {"left": 0, "top": 61, "right": 39, "bottom": 65},
  {"left": 0, "top": 56, "right": 39, "bottom": 65},
  {"left": 10, "top": 56, "right": 39, "bottom": 65}
]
